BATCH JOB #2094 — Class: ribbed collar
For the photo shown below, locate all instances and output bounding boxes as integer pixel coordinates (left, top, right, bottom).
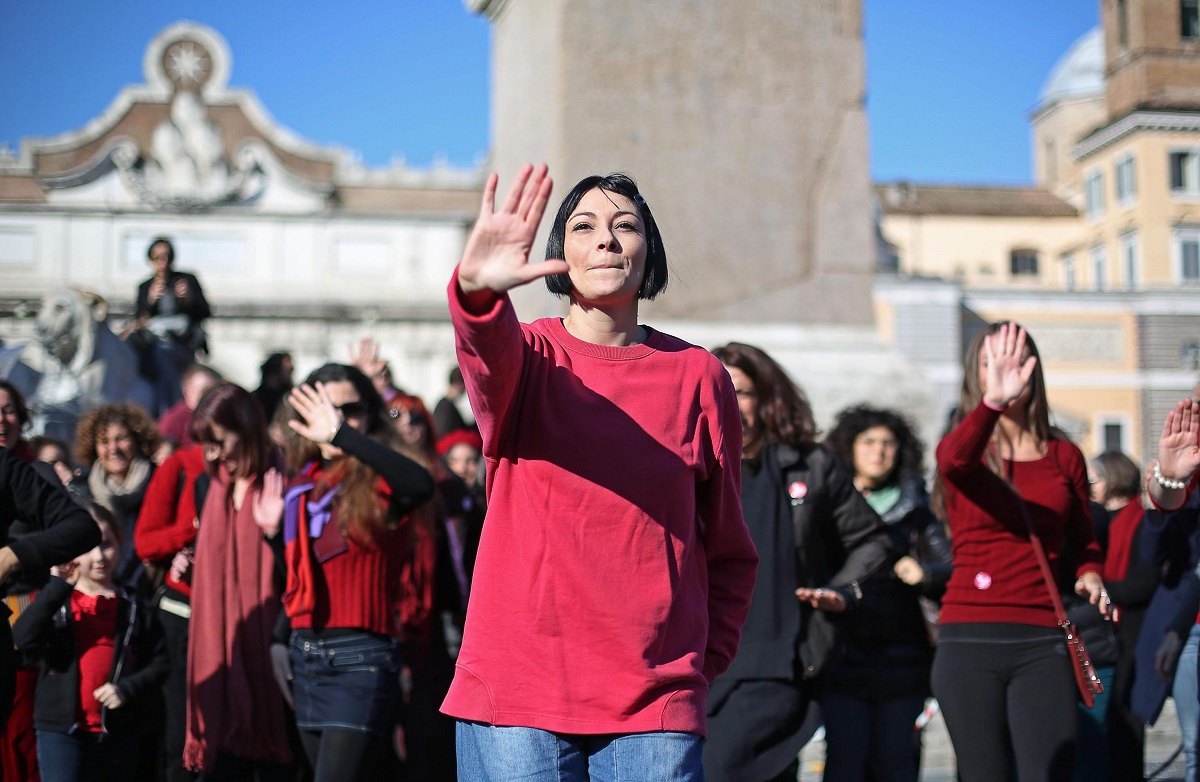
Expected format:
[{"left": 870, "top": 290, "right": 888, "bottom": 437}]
[{"left": 543, "top": 316, "right": 662, "bottom": 360}]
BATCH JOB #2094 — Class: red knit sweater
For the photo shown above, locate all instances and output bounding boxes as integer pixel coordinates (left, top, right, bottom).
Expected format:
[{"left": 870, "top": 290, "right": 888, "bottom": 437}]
[
  {"left": 282, "top": 462, "right": 433, "bottom": 639},
  {"left": 133, "top": 446, "right": 205, "bottom": 598},
  {"left": 936, "top": 402, "right": 1103, "bottom": 627},
  {"left": 439, "top": 273, "right": 758, "bottom": 737}
]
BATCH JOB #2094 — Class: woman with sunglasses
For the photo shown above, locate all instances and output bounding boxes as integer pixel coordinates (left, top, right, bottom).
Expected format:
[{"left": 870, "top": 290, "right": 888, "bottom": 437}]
[{"left": 273, "top": 364, "right": 436, "bottom": 781}]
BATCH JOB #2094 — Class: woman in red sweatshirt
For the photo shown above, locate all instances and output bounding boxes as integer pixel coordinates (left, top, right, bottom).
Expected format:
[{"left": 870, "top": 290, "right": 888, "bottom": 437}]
[
  {"left": 441, "top": 165, "right": 758, "bottom": 781},
  {"left": 931, "top": 322, "right": 1108, "bottom": 782}
]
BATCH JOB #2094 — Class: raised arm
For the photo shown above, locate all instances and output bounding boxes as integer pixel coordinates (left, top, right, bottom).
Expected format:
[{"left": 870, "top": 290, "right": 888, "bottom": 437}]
[
  {"left": 455, "top": 163, "right": 568, "bottom": 310},
  {"left": 1149, "top": 399, "right": 1200, "bottom": 512}
]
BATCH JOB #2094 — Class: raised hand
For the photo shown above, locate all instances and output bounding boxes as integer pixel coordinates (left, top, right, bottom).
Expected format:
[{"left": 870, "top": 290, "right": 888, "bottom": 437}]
[
  {"left": 457, "top": 164, "right": 569, "bottom": 298},
  {"left": 252, "top": 468, "right": 285, "bottom": 538},
  {"left": 1158, "top": 399, "right": 1200, "bottom": 485},
  {"left": 982, "top": 322, "right": 1038, "bottom": 410},
  {"left": 287, "top": 383, "right": 343, "bottom": 445},
  {"left": 349, "top": 337, "right": 387, "bottom": 381}
]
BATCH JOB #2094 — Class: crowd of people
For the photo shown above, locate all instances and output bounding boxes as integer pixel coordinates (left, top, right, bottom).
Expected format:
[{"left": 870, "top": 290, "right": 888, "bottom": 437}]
[{"left": 0, "top": 167, "right": 1198, "bottom": 782}]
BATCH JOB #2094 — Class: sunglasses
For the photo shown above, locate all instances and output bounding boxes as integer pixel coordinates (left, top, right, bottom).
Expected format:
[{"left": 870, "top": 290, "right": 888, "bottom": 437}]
[{"left": 336, "top": 401, "right": 369, "bottom": 419}]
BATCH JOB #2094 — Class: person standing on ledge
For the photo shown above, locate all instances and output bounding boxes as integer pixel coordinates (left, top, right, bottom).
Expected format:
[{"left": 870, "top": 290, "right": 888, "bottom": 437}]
[
  {"left": 131, "top": 237, "right": 212, "bottom": 414},
  {"left": 441, "top": 164, "right": 758, "bottom": 781}
]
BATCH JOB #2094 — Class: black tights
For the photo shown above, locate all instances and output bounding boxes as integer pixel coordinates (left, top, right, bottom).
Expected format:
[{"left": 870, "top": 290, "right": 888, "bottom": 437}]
[
  {"left": 298, "top": 729, "right": 383, "bottom": 782},
  {"left": 932, "top": 623, "right": 1078, "bottom": 782}
]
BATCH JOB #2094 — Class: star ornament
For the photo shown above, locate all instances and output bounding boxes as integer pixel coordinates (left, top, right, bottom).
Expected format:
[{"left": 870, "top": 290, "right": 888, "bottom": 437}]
[{"left": 166, "top": 42, "right": 209, "bottom": 86}]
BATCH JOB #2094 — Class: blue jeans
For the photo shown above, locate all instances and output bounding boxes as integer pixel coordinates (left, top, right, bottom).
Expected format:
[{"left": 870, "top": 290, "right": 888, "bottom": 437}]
[
  {"left": 1175, "top": 624, "right": 1200, "bottom": 782},
  {"left": 456, "top": 721, "right": 704, "bottom": 781},
  {"left": 36, "top": 729, "right": 137, "bottom": 782}
]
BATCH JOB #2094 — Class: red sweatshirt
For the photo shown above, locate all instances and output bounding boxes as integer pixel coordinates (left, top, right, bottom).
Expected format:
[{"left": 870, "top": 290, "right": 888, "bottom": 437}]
[
  {"left": 439, "top": 273, "right": 758, "bottom": 737},
  {"left": 936, "top": 402, "right": 1103, "bottom": 627},
  {"left": 134, "top": 446, "right": 205, "bottom": 598}
]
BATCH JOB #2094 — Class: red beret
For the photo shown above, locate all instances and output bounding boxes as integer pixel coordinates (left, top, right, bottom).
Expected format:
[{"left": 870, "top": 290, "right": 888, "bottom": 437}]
[{"left": 436, "top": 429, "right": 483, "bottom": 456}]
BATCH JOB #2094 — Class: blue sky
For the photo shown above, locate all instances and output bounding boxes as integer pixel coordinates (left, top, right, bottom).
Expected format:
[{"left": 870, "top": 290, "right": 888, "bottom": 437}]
[{"left": 1, "top": 2, "right": 1098, "bottom": 185}]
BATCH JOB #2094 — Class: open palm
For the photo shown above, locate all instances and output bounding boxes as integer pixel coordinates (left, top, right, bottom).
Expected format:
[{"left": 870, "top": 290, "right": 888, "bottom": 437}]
[
  {"left": 458, "top": 164, "right": 569, "bottom": 295},
  {"left": 1158, "top": 399, "right": 1200, "bottom": 482},
  {"left": 983, "top": 323, "right": 1038, "bottom": 409}
]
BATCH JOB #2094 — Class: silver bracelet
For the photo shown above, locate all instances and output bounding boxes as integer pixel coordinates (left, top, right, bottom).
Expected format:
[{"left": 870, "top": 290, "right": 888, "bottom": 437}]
[
  {"left": 1154, "top": 461, "right": 1189, "bottom": 491},
  {"left": 329, "top": 417, "right": 343, "bottom": 443}
]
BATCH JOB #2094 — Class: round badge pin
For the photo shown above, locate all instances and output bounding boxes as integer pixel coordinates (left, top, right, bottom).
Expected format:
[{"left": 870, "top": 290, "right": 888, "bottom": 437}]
[
  {"left": 974, "top": 571, "right": 992, "bottom": 590},
  {"left": 788, "top": 481, "right": 808, "bottom": 500}
]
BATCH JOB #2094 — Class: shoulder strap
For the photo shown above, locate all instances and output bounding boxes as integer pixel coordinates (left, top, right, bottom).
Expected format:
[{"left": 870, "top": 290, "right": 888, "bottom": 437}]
[{"left": 1008, "top": 460, "right": 1071, "bottom": 626}]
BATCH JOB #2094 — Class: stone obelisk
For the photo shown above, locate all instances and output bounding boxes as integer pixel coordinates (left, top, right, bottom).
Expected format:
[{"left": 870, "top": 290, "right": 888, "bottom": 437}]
[{"left": 470, "top": 0, "right": 875, "bottom": 326}]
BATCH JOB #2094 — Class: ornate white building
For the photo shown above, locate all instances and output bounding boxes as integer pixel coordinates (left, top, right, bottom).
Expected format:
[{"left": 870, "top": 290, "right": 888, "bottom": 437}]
[{"left": 0, "top": 23, "right": 483, "bottom": 396}]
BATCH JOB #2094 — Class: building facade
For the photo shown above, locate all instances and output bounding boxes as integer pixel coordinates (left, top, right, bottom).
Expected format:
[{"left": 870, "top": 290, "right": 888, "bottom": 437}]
[
  {"left": 0, "top": 23, "right": 482, "bottom": 396},
  {"left": 877, "top": 0, "right": 1200, "bottom": 461}
]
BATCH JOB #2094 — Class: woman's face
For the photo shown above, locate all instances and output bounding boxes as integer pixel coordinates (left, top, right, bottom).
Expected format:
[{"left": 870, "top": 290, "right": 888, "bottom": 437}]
[
  {"left": 853, "top": 425, "right": 899, "bottom": 489},
  {"left": 563, "top": 187, "right": 647, "bottom": 306},
  {"left": 202, "top": 423, "right": 242, "bottom": 476},
  {"left": 322, "top": 380, "right": 368, "bottom": 459},
  {"left": 0, "top": 389, "right": 22, "bottom": 449},
  {"left": 96, "top": 422, "right": 137, "bottom": 479},
  {"left": 389, "top": 406, "right": 428, "bottom": 448},
  {"left": 724, "top": 366, "right": 759, "bottom": 455}
]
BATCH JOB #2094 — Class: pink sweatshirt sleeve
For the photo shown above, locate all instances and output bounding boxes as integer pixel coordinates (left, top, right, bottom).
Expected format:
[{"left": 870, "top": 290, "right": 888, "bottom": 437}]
[
  {"left": 446, "top": 267, "right": 527, "bottom": 452},
  {"left": 699, "top": 373, "right": 759, "bottom": 684}
]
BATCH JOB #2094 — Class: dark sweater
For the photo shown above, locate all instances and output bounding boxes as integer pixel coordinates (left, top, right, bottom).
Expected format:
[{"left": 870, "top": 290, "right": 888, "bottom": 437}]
[
  {"left": 2, "top": 447, "right": 102, "bottom": 597},
  {"left": 12, "top": 576, "right": 168, "bottom": 733}
]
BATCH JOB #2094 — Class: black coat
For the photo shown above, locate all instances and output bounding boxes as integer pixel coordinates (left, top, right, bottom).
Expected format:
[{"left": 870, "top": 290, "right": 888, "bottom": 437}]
[
  {"left": 827, "top": 474, "right": 952, "bottom": 698},
  {"left": 135, "top": 270, "right": 211, "bottom": 352},
  {"left": 12, "top": 576, "right": 168, "bottom": 734},
  {"left": 709, "top": 444, "right": 892, "bottom": 709}
]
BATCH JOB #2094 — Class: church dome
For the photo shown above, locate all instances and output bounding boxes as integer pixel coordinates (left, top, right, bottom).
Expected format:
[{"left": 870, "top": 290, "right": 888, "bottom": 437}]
[{"left": 1040, "top": 27, "right": 1105, "bottom": 106}]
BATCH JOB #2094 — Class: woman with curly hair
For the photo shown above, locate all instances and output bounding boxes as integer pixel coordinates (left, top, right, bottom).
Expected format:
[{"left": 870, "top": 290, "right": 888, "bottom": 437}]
[
  {"left": 821, "top": 405, "right": 951, "bottom": 782},
  {"left": 272, "top": 364, "right": 435, "bottom": 781},
  {"left": 75, "top": 404, "right": 163, "bottom": 590}
]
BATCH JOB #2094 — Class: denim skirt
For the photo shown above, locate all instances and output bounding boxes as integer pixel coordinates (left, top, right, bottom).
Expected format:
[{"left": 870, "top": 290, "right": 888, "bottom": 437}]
[{"left": 289, "top": 630, "right": 402, "bottom": 735}]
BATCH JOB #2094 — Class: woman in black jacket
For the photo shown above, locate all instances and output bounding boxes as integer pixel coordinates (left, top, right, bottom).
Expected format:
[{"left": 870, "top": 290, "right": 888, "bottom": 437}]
[
  {"left": 705, "top": 344, "right": 892, "bottom": 782},
  {"left": 822, "top": 405, "right": 952, "bottom": 782},
  {"left": 12, "top": 505, "right": 168, "bottom": 782}
]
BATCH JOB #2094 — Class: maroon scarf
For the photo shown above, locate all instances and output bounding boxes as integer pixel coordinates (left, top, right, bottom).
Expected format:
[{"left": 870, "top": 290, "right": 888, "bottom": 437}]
[
  {"left": 1104, "top": 501, "right": 1145, "bottom": 586},
  {"left": 184, "top": 469, "right": 290, "bottom": 770}
]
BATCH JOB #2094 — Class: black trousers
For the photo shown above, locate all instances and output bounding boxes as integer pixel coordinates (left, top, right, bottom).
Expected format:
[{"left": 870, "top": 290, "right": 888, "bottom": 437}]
[
  {"left": 159, "top": 593, "right": 197, "bottom": 782},
  {"left": 932, "top": 623, "right": 1078, "bottom": 782}
]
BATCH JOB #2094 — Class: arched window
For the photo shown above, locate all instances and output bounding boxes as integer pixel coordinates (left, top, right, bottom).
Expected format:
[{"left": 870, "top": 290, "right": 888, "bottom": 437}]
[{"left": 1010, "top": 248, "right": 1039, "bottom": 277}]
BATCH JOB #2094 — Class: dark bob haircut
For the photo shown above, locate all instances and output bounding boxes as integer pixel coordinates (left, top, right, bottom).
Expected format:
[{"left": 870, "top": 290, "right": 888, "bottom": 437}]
[
  {"left": 825, "top": 405, "right": 926, "bottom": 487},
  {"left": 147, "top": 237, "right": 175, "bottom": 265},
  {"left": 544, "top": 173, "right": 668, "bottom": 300}
]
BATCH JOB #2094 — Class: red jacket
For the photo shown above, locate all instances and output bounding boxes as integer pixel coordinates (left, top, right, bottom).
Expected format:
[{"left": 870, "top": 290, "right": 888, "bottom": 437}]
[{"left": 134, "top": 446, "right": 205, "bottom": 598}]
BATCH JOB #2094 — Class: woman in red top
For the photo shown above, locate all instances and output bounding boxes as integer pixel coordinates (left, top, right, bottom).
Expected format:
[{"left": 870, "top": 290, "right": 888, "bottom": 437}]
[
  {"left": 273, "top": 364, "right": 435, "bottom": 781},
  {"left": 931, "top": 322, "right": 1108, "bottom": 782}
]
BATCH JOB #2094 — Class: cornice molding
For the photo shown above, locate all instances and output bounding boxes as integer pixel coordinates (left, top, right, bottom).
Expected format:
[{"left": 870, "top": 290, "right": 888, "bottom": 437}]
[{"left": 1073, "top": 111, "right": 1200, "bottom": 160}]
